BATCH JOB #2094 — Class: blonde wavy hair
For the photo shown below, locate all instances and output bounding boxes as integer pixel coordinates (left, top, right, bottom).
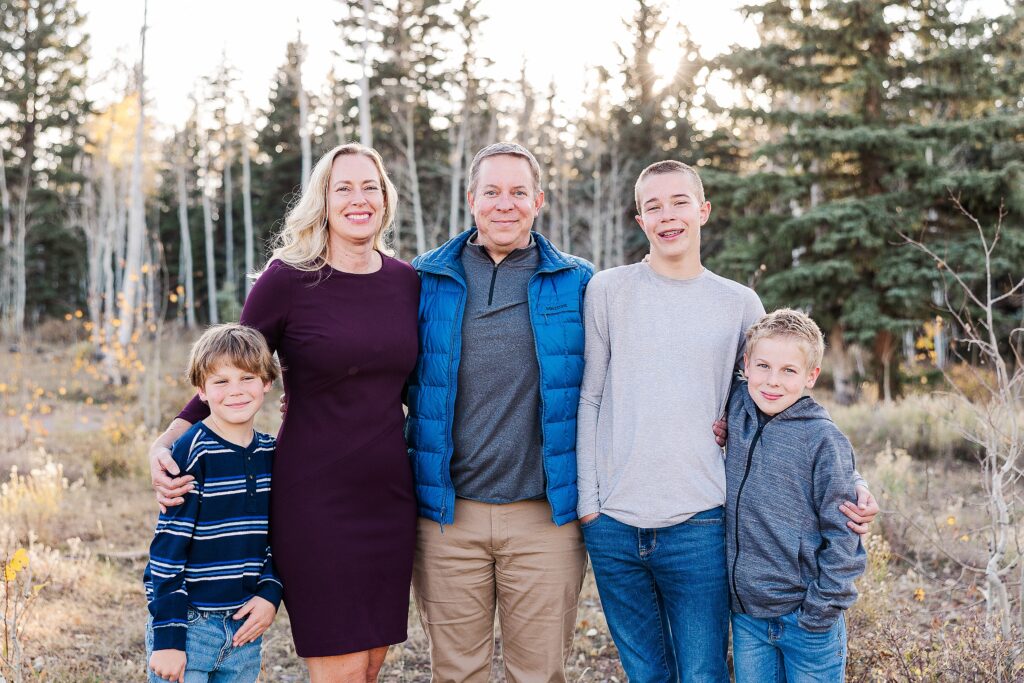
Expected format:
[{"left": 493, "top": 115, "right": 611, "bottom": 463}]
[
  {"left": 266, "top": 143, "right": 397, "bottom": 272},
  {"left": 745, "top": 308, "right": 826, "bottom": 369}
]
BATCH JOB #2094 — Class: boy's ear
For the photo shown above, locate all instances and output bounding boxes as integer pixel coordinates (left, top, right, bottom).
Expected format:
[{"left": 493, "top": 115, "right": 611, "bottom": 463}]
[
  {"left": 742, "top": 353, "right": 750, "bottom": 377},
  {"left": 805, "top": 366, "right": 821, "bottom": 389},
  {"left": 634, "top": 213, "right": 644, "bottom": 230},
  {"left": 197, "top": 388, "right": 208, "bottom": 403},
  {"left": 699, "top": 201, "right": 712, "bottom": 225},
  {"left": 262, "top": 380, "right": 272, "bottom": 394}
]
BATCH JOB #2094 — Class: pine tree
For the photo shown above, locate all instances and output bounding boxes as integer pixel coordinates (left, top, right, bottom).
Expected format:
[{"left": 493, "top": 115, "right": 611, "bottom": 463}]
[
  {"left": 0, "top": 0, "right": 90, "bottom": 339},
  {"left": 367, "top": 0, "right": 454, "bottom": 255},
  {"left": 596, "top": 0, "right": 708, "bottom": 263},
  {"left": 253, "top": 40, "right": 318, "bottom": 247},
  {"left": 709, "top": 0, "right": 1024, "bottom": 400}
]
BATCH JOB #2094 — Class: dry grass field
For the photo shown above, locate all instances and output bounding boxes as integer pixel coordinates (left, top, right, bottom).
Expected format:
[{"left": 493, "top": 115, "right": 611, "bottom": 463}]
[{"left": 1, "top": 326, "right": 1021, "bottom": 681}]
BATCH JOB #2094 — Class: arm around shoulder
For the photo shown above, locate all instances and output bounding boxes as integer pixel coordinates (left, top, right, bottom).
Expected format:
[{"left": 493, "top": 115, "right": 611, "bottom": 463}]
[{"left": 150, "top": 418, "right": 194, "bottom": 509}]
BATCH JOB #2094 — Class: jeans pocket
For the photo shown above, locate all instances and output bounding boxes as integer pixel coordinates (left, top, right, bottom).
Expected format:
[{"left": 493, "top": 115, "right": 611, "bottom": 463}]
[
  {"left": 186, "top": 608, "right": 202, "bottom": 625},
  {"left": 580, "top": 514, "right": 602, "bottom": 530}
]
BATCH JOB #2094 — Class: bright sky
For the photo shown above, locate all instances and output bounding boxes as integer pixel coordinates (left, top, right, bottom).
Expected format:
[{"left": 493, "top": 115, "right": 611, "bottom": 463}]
[{"left": 78, "top": 0, "right": 757, "bottom": 133}]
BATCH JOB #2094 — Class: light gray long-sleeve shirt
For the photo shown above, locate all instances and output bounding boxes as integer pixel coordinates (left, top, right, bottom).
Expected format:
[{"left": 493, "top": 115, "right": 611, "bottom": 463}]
[{"left": 576, "top": 263, "right": 765, "bottom": 528}]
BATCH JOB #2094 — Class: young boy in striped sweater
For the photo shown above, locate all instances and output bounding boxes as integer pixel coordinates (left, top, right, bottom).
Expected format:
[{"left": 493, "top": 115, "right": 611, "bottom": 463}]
[{"left": 144, "top": 324, "right": 281, "bottom": 683}]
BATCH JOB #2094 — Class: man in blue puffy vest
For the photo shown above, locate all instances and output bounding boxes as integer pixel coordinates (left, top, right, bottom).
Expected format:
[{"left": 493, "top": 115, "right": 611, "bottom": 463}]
[{"left": 405, "top": 142, "right": 594, "bottom": 682}]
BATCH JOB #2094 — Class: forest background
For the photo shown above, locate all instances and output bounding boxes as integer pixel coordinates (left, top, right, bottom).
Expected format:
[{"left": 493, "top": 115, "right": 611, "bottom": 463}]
[{"left": 1, "top": 0, "right": 1024, "bottom": 680}]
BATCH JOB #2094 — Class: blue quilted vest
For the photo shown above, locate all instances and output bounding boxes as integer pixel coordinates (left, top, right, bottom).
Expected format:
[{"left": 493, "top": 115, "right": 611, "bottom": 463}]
[{"left": 405, "top": 229, "right": 594, "bottom": 526}]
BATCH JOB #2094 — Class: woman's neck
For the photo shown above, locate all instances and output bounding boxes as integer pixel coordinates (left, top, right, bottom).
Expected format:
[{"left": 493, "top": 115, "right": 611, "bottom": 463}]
[{"left": 328, "top": 238, "right": 381, "bottom": 274}]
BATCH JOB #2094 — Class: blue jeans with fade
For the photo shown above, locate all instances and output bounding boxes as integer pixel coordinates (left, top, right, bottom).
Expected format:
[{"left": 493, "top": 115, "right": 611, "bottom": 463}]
[
  {"left": 731, "top": 610, "right": 847, "bottom": 683},
  {"left": 581, "top": 508, "right": 729, "bottom": 683},
  {"left": 145, "top": 609, "right": 262, "bottom": 683}
]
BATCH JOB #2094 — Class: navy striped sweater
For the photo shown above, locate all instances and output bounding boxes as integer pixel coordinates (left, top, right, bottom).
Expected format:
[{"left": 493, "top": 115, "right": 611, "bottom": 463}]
[{"left": 144, "top": 421, "right": 282, "bottom": 650}]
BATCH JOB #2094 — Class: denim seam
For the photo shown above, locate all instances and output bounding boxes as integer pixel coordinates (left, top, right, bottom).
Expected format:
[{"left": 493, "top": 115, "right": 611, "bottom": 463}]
[{"left": 646, "top": 572, "right": 673, "bottom": 676}]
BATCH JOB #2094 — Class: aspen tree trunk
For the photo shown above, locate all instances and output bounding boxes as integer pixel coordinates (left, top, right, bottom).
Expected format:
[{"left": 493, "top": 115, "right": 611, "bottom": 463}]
[
  {"left": 0, "top": 146, "right": 12, "bottom": 338},
  {"left": 142, "top": 236, "right": 164, "bottom": 428},
  {"left": 241, "top": 130, "right": 255, "bottom": 286},
  {"left": 517, "top": 62, "right": 534, "bottom": 144},
  {"left": 100, "top": 162, "right": 117, "bottom": 340},
  {"left": 91, "top": 156, "right": 119, "bottom": 385},
  {"left": 80, "top": 158, "right": 105, "bottom": 342},
  {"left": 549, "top": 175, "right": 561, "bottom": 246},
  {"left": 610, "top": 146, "right": 624, "bottom": 267},
  {"left": 223, "top": 136, "right": 235, "bottom": 292},
  {"left": 590, "top": 168, "right": 603, "bottom": 270},
  {"left": 358, "top": 0, "right": 373, "bottom": 147},
  {"left": 201, "top": 162, "right": 219, "bottom": 325},
  {"left": 113, "top": 172, "right": 127, "bottom": 293},
  {"left": 176, "top": 158, "right": 197, "bottom": 328},
  {"left": 13, "top": 175, "right": 27, "bottom": 338},
  {"left": 403, "top": 112, "right": 427, "bottom": 254},
  {"left": 463, "top": 135, "right": 475, "bottom": 233},
  {"left": 118, "top": 1, "right": 148, "bottom": 349},
  {"left": 448, "top": 92, "right": 468, "bottom": 238},
  {"left": 143, "top": 232, "right": 157, "bottom": 333},
  {"left": 560, "top": 171, "right": 570, "bottom": 252},
  {"left": 828, "top": 324, "right": 856, "bottom": 405},
  {"left": 296, "top": 38, "right": 312, "bottom": 189}
]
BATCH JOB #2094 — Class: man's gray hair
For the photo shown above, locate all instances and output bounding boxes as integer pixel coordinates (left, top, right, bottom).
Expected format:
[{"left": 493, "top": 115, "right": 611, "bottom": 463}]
[{"left": 467, "top": 142, "right": 542, "bottom": 195}]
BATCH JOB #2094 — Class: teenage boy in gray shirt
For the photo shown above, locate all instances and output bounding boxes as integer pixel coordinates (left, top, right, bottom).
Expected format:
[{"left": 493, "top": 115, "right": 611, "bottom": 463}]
[{"left": 576, "top": 161, "right": 876, "bottom": 681}]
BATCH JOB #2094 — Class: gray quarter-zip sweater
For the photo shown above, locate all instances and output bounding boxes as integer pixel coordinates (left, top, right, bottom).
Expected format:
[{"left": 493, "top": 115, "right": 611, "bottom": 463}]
[
  {"left": 449, "top": 237, "right": 545, "bottom": 503},
  {"left": 725, "top": 379, "right": 867, "bottom": 632}
]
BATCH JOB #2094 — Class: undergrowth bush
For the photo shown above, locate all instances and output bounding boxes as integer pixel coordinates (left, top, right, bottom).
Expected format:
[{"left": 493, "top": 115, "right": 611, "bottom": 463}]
[
  {"left": 829, "top": 394, "right": 975, "bottom": 461},
  {"left": 0, "top": 452, "right": 81, "bottom": 544},
  {"left": 848, "top": 535, "right": 1023, "bottom": 680}
]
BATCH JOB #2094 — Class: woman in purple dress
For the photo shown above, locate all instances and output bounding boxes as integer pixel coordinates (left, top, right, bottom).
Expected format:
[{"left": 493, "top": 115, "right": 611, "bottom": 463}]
[{"left": 148, "top": 144, "right": 419, "bottom": 682}]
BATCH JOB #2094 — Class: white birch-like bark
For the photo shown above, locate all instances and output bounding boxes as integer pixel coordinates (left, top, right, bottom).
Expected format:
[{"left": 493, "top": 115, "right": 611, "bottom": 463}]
[
  {"left": 100, "top": 165, "right": 119, "bottom": 382},
  {"left": 589, "top": 166, "right": 603, "bottom": 271},
  {"left": 448, "top": 91, "right": 468, "bottom": 238},
  {"left": 241, "top": 128, "right": 255, "bottom": 285},
  {"left": 517, "top": 61, "right": 534, "bottom": 144},
  {"left": 0, "top": 145, "right": 13, "bottom": 337},
  {"left": 358, "top": 0, "right": 373, "bottom": 147},
  {"left": 296, "top": 36, "right": 312, "bottom": 190},
  {"left": 463, "top": 131, "right": 475, "bottom": 233},
  {"left": 118, "top": 1, "right": 148, "bottom": 348},
  {"left": 176, "top": 154, "right": 196, "bottom": 328},
  {"left": 610, "top": 144, "right": 624, "bottom": 267},
  {"left": 403, "top": 112, "right": 427, "bottom": 254},
  {"left": 78, "top": 153, "right": 110, "bottom": 345},
  {"left": 201, "top": 158, "right": 219, "bottom": 325},
  {"left": 560, "top": 171, "right": 571, "bottom": 252},
  {"left": 12, "top": 173, "right": 27, "bottom": 339},
  {"left": 223, "top": 134, "right": 235, "bottom": 292}
]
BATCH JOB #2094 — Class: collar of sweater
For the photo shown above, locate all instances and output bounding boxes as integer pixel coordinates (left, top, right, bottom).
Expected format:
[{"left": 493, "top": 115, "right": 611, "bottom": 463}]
[{"left": 464, "top": 234, "right": 539, "bottom": 268}]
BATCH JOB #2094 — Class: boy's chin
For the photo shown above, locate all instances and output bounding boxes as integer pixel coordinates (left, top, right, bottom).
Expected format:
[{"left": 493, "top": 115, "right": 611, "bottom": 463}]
[{"left": 749, "top": 395, "right": 789, "bottom": 416}]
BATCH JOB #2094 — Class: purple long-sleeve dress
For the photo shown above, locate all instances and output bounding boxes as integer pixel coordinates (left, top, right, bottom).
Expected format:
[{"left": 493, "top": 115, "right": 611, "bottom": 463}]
[{"left": 178, "top": 256, "right": 419, "bottom": 657}]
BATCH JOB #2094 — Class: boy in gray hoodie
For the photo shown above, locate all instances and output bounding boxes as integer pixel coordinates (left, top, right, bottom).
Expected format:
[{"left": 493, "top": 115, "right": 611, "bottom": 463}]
[{"left": 726, "top": 308, "right": 866, "bottom": 682}]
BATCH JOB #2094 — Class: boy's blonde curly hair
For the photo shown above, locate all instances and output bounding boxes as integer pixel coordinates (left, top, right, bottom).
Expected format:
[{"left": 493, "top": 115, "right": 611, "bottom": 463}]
[{"left": 745, "top": 308, "right": 825, "bottom": 369}]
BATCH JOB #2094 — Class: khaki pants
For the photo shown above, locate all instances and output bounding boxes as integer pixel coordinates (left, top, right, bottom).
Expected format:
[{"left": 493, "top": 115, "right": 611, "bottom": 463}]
[{"left": 412, "top": 499, "right": 587, "bottom": 683}]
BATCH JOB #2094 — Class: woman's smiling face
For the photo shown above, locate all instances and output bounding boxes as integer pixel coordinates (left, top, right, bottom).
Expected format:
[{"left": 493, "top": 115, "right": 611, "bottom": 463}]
[{"left": 326, "top": 153, "right": 385, "bottom": 248}]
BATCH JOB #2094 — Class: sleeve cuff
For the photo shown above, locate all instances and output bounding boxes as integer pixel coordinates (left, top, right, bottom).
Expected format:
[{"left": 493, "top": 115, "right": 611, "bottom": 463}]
[
  {"left": 153, "top": 624, "right": 188, "bottom": 651},
  {"left": 256, "top": 581, "right": 284, "bottom": 609}
]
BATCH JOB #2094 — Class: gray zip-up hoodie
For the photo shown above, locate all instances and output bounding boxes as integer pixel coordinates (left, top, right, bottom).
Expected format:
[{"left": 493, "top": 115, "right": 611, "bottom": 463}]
[{"left": 725, "top": 379, "right": 866, "bottom": 632}]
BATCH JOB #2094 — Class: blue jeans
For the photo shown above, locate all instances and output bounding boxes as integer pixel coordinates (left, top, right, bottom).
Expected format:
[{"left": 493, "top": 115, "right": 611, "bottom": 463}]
[
  {"left": 145, "top": 609, "right": 262, "bottom": 683},
  {"left": 732, "top": 610, "right": 847, "bottom": 682},
  {"left": 581, "top": 508, "right": 729, "bottom": 683}
]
